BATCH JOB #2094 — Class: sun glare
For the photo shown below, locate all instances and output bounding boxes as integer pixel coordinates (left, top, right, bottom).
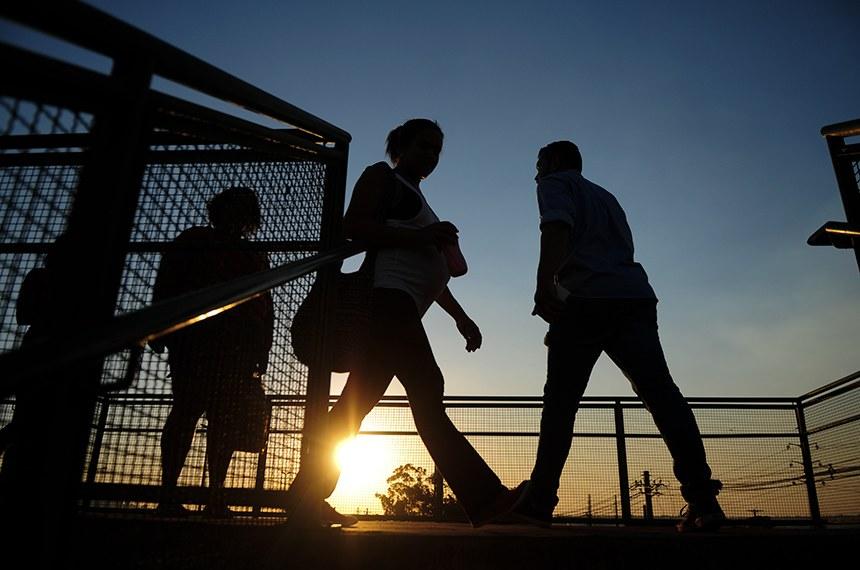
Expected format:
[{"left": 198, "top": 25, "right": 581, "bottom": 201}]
[{"left": 333, "top": 436, "right": 392, "bottom": 496}]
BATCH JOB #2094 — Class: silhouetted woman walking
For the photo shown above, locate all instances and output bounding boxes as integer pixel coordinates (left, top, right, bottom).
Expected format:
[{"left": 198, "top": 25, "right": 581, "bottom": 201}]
[{"left": 291, "top": 119, "right": 524, "bottom": 527}]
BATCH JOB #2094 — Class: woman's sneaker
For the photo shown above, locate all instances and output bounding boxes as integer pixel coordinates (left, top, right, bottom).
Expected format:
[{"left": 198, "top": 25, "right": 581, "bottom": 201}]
[
  {"left": 512, "top": 498, "right": 553, "bottom": 528},
  {"left": 471, "top": 481, "right": 530, "bottom": 528},
  {"left": 511, "top": 484, "right": 556, "bottom": 528},
  {"left": 320, "top": 501, "right": 358, "bottom": 528}
]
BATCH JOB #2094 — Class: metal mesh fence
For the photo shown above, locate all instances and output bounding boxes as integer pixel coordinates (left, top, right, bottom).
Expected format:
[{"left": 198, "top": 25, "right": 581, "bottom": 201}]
[
  {"left": 804, "top": 383, "right": 860, "bottom": 524},
  {"left": 86, "top": 145, "right": 329, "bottom": 509},
  {"left": 0, "top": 97, "right": 92, "bottom": 476},
  {"left": 0, "top": 98, "right": 90, "bottom": 356},
  {"left": 0, "top": 92, "right": 332, "bottom": 514},
  {"left": 276, "top": 397, "right": 845, "bottom": 524}
]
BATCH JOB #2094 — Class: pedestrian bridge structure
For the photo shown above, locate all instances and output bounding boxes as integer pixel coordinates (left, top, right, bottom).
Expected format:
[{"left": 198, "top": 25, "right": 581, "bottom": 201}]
[{"left": 0, "top": 4, "right": 858, "bottom": 569}]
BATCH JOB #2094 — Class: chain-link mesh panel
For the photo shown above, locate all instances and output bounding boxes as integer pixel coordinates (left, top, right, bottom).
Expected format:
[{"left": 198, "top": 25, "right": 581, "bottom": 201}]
[
  {"left": 0, "top": 98, "right": 89, "bottom": 349},
  {"left": 274, "top": 399, "right": 827, "bottom": 523},
  {"left": 623, "top": 404, "right": 809, "bottom": 521},
  {"left": 0, "top": 97, "right": 92, "bottom": 437},
  {"left": 130, "top": 151, "right": 325, "bottom": 245},
  {"left": 64, "top": 389, "right": 860, "bottom": 524},
  {"left": 264, "top": 398, "right": 305, "bottom": 492},
  {"left": 0, "top": 91, "right": 334, "bottom": 511},
  {"left": 805, "top": 384, "right": 860, "bottom": 524},
  {"left": 82, "top": 143, "right": 330, "bottom": 511}
]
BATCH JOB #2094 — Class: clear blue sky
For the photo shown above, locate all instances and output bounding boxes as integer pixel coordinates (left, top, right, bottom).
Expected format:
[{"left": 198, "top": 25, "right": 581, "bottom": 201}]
[{"left": 5, "top": 1, "right": 858, "bottom": 397}]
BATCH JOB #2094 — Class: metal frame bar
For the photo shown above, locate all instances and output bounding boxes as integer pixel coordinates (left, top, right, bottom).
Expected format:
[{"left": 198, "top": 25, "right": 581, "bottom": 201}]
[
  {"left": 795, "top": 402, "right": 823, "bottom": 526},
  {"left": 68, "top": 390, "right": 844, "bottom": 524},
  {"left": 1, "top": 2, "right": 350, "bottom": 143},
  {"left": 818, "top": 119, "right": 860, "bottom": 270},
  {"left": 0, "top": 244, "right": 362, "bottom": 395}
]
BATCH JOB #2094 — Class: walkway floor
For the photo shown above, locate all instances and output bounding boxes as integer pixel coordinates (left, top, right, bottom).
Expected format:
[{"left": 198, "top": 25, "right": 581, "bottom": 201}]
[{"left": 67, "top": 516, "right": 858, "bottom": 570}]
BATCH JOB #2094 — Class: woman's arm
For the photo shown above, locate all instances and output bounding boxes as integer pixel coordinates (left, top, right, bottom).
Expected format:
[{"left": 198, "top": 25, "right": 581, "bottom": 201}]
[
  {"left": 436, "top": 286, "right": 482, "bottom": 352},
  {"left": 343, "top": 163, "right": 459, "bottom": 249}
]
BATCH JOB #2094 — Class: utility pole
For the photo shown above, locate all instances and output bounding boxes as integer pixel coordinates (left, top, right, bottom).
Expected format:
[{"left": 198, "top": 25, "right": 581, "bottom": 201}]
[
  {"left": 614, "top": 495, "right": 619, "bottom": 526},
  {"left": 587, "top": 494, "right": 593, "bottom": 526},
  {"left": 634, "top": 470, "right": 665, "bottom": 520},
  {"left": 643, "top": 471, "right": 654, "bottom": 519}
]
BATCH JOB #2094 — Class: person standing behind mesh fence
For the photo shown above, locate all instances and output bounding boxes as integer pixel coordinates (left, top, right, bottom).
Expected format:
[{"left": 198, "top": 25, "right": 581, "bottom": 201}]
[
  {"left": 513, "top": 141, "right": 725, "bottom": 532},
  {"left": 151, "top": 186, "right": 273, "bottom": 518},
  {"left": 0, "top": 235, "right": 68, "bottom": 520}
]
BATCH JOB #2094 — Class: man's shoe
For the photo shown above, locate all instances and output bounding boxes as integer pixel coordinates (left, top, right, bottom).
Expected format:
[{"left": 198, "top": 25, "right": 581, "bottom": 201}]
[
  {"left": 320, "top": 501, "right": 358, "bottom": 528},
  {"left": 471, "top": 480, "right": 530, "bottom": 528},
  {"left": 677, "top": 479, "right": 725, "bottom": 532},
  {"left": 676, "top": 501, "right": 726, "bottom": 532}
]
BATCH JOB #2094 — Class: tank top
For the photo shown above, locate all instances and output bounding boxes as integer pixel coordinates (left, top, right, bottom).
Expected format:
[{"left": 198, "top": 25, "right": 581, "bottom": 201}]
[{"left": 373, "top": 172, "right": 450, "bottom": 316}]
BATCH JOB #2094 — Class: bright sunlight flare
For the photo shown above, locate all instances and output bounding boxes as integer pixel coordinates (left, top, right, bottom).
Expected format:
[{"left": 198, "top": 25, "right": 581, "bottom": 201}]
[{"left": 333, "top": 436, "right": 393, "bottom": 497}]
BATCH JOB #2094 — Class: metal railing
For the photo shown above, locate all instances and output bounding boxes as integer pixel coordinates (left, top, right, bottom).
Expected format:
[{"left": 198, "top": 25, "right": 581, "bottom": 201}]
[
  {"left": 48, "top": 371, "right": 856, "bottom": 526},
  {"left": 797, "top": 370, "right": 860, "bottom": 525}
]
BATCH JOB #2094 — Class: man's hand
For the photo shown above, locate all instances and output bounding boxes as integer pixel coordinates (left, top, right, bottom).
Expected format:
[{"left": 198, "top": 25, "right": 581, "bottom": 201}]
[
  {"left": 532, "top": 284, "right": 566, "bottom": 324},
  {"left": 533, "top": 221, "right": 570, "bottom": 324},
  {"left": 456, "top": 317, "right": 483, "bottom": 352}
]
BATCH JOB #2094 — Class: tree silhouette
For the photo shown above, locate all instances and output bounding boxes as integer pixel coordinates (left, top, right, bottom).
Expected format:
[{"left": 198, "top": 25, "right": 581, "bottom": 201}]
[{"left": 375, "top": 463, "right": 464, "bottom": 520}]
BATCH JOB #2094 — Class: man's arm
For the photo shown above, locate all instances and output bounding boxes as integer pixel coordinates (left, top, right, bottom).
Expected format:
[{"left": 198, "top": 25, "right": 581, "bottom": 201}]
[
  {"left": 436, "top": 286, "right": 482, "bottom": 352},
  {"left": 533, "top": 221, "right": 570, "bottom": 324}
]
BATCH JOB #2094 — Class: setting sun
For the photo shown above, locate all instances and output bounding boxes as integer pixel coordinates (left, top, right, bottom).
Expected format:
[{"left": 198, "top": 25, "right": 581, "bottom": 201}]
[{"left": 333, "top": 436, "right": 394, "bottom": 498}]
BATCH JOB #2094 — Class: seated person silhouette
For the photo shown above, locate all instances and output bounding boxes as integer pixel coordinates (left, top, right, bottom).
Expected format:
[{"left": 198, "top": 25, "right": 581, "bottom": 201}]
[{"left": 152, "top": 186, "right": 275, "bottom": 518}]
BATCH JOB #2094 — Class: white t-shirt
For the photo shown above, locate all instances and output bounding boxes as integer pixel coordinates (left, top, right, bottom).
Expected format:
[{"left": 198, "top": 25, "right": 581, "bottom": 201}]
[
  {"left": 536, "top": 170, "right": 656, "bottom": 300},
  {"left": 374, "top": 173, "right": 451, "bottom": 315}
]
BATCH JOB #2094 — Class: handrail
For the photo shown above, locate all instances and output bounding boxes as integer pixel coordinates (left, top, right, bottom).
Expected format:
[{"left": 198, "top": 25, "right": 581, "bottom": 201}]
[
  {"left": 798, "top": 369, "right": 860, "bottom": 406},
  {"left": 821, "top": 118, "right": 860, "bottom": 138},
  {"left": 76, "top": 393, "right": 801, "bottom": 405},
  {"left": 0, "top": 243, "right": 363, "bottom": 396},
  {"left": 0, "top": 2, "right": 350, "bottom": 143},
  {"left": 325, "top": 394, "right": 799, "bottom": 405}
]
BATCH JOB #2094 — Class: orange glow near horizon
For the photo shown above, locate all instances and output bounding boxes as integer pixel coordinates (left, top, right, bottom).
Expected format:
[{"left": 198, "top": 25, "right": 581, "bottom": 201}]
[{"left": 332, "top": 436, "right": 393, "bottom": 501}]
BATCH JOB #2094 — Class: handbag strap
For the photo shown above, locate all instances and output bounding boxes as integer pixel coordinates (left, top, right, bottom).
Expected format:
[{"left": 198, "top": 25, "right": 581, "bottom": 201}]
[
  {"left": 358, "top": 164, "right": 402, "bottom": 274},
  {"left": 378, "top": 163, "right": 403, "bottom": 222}
]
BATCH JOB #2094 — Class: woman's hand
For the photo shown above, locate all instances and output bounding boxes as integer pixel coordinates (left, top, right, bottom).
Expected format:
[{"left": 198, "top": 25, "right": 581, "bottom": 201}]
[
  {"left": 456, "top": 317, "right": 483, "bottom": 352},
  {"left": 422, "top": 221, "right": 459, "bottom": 248}
]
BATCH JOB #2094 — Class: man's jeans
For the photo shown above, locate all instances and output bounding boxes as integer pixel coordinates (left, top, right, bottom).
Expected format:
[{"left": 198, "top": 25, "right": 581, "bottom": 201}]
[{"left": 530, "top": 298, "right": 714, "bottom": 511}]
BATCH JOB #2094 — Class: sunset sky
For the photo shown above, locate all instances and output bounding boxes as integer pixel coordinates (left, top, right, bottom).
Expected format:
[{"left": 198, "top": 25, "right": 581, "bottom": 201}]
[{"left": 4, "top": 0, "right": 858, "bottom": 399}]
